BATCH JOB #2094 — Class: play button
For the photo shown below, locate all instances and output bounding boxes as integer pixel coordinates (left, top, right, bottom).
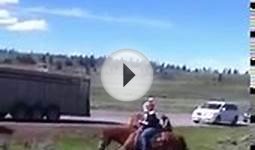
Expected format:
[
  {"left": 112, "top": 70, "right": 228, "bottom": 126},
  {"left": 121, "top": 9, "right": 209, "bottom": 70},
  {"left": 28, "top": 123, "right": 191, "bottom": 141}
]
[
  {"left": 123, "top": 64, "right": 135, "bottom": 87},
  {"left": 101, "top": 49, "right": 153, "bottom": 101}
]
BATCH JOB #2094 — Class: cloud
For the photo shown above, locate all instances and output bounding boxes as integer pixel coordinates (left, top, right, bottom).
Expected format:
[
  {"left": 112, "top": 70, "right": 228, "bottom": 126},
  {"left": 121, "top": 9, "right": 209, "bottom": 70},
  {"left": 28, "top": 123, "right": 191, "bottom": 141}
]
[
  {"left": 0, "top": 9, "right": 11, "bottom": 18},
  {"left": 0, "top": 17, "right": 17, "bottom": 25},
  {"left": 6, "top": 19, "right": 47, "bottom": 31},
  {"left": 0, "top": 0, "right": 18, "bottom": 5},
  {"left": 0, "top": 9, "right": 18, "bottom": 25},
  {"left": 26, "top": 7, "right": 84, "bottom": 17},
  {"left": 25, "top": 7, "right": 173, "bottom": 28},
  {"left": 0, "top": 8, "right": 47, "bottom": 32}
]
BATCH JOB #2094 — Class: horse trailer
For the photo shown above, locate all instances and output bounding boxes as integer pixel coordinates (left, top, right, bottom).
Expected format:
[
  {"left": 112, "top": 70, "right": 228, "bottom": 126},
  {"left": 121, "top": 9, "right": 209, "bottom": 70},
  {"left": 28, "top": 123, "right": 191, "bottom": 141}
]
[{"left": 0, "top": 67, "right": 90, "bottom": 121}]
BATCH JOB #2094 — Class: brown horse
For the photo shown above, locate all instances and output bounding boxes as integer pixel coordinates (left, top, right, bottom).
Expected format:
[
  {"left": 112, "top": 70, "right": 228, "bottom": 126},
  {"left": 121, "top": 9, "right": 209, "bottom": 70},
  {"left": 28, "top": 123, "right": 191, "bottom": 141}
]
[
  {"left": 98, "top": 113, "right": 187, "bottom": 150},
  {"left": 98, "top": 113, "right": 143, "bottom": 150}
]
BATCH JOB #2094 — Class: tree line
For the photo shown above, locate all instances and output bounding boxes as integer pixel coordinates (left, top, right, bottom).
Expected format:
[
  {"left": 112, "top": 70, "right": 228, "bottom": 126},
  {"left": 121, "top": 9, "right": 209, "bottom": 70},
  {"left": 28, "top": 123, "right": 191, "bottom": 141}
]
[{"left": 0, "top": 49, "right": 248, "bottom": 77}]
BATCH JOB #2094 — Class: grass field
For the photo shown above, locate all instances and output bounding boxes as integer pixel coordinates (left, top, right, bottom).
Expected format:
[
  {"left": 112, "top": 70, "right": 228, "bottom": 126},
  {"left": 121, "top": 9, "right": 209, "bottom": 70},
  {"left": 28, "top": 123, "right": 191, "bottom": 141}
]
[
  {"left": 91, "top": 73, "right": 251, "bottom": 113},
  {"left": 7, "top": 126, "right": 251, "bottom": 150}
]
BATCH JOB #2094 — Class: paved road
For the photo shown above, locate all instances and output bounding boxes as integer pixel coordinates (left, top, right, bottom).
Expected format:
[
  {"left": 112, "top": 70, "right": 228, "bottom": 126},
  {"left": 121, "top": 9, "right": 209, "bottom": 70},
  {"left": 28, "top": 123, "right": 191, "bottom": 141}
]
[
  {"left": 0, "top": 110, "right": 247, "bottom": 128},
  {"left": 62, "top": 110, "right": 248, "bottom": 127},
  {"left": 62, "top": 110, "right": 198, "bottom": 127}
]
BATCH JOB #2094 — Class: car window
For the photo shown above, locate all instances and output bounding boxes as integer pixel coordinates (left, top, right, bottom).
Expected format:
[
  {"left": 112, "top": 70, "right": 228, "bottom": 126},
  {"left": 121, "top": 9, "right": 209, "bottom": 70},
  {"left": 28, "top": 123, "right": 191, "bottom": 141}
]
[
  {"left": 224, "top": 104, "right": 238, "bottom": 111},
  {"left": 201, "top": 103, "right": 222, "bottom": 109},
  {"left": 229, "top": 104, "right": 238, "bottom": 110}
]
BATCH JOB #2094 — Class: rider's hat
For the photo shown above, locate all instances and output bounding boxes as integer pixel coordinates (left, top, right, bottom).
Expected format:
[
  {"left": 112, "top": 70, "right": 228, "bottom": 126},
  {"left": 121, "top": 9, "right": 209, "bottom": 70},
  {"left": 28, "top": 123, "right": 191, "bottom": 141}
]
[
  {"left": 147, "top": 96, "right": 156, "bottom": 105},
  {"left": 148, "top": 97, "right": 155, "bottom": 102}
]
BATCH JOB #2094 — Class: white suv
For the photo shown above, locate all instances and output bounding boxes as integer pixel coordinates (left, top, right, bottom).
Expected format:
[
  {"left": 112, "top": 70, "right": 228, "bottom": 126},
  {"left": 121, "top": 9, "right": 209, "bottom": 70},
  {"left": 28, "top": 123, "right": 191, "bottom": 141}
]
[{"left": 192, "top": 101, "right": 239, "bottom": 125}]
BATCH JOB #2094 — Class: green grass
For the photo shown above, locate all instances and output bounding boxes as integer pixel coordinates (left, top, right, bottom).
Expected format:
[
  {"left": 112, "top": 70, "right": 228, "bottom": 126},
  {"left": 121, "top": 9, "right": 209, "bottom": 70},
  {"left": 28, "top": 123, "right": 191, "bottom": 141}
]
[
  {"left": 56, "top": 136, "right": 97, "bottom": 150},
  {"left": 91, "top": 73, "right": 250, "bottom": 113},
  {"left": 9, "top": 126, "right": 250, "bottom": 150},
  {"left": 175, "top": 126, "right": 250, "bottom": 150},
  {"left": 55, "top": 127, "right": 251, "bottom": 150}
]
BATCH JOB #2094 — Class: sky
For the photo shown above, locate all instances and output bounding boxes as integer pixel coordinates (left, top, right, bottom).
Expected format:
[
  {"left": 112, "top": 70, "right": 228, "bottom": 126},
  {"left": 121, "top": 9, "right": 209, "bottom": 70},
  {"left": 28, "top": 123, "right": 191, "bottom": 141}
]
[{"left": 0, "top": 0, "right": 250, "bottom": 72}]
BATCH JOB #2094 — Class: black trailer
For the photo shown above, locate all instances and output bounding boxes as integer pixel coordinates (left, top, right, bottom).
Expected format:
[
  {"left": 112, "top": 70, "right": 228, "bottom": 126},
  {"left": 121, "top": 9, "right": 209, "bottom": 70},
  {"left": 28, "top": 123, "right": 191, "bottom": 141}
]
[{"left": 0, "top": 67, "right": 90, "bottom": 121}]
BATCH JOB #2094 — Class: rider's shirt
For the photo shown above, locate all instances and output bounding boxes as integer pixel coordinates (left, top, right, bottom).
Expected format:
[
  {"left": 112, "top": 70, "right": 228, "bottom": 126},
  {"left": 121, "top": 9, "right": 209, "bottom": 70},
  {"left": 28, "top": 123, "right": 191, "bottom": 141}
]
[{"left": 140, "top": 111, "right": 161, "bottom": 129}]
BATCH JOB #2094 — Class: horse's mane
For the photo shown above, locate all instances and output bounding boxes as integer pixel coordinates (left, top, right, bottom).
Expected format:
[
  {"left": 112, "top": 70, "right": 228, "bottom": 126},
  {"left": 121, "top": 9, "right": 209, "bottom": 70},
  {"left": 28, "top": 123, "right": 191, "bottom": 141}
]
[{"left": 127, "top": 112, "right": 143, "bottom": 129}]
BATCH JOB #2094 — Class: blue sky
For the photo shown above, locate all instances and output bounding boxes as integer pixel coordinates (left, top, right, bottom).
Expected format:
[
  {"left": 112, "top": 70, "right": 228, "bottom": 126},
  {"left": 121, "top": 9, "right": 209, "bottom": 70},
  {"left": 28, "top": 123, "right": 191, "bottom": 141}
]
[{"left": 0, "top": 0, "right": 250, "bottom": 72}]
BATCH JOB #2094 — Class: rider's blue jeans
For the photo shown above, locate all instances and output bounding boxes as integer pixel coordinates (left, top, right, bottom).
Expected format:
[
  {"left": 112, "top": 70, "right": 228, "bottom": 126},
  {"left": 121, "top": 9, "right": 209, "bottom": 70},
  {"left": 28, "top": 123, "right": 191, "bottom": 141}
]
[{"left": 138, "top": 127, "right": 158, "bottom": 150}]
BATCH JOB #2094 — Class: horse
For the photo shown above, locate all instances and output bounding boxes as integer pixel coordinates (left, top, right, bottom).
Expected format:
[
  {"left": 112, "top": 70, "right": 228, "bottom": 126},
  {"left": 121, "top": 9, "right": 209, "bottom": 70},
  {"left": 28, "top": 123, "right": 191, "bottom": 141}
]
[
  {"left": 98, "top": 113, "right": 187, "bottom": 150},
  {"left": 98, "top": 113, "right": 143, "bottom": 150}
]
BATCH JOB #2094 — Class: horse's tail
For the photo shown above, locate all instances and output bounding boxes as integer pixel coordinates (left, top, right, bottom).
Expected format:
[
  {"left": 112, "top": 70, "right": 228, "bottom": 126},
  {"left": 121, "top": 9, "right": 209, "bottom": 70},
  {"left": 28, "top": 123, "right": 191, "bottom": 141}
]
[{"left": 178, "top": 135, "right": 188, "bottom": 150}]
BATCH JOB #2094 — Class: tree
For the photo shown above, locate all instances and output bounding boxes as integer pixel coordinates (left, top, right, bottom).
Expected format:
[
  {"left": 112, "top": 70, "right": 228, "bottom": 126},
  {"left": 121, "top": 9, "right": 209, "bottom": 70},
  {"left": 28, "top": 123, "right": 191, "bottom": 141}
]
[
  {"left": 150, "top": 61, "right": 157, "bottom": 72},
  {"left": 161, "top": 63, "right": 165, "bottom": 68},
  {"left": 157, "top": 63, "right": 165, "bottom": 73},
  {"left": 194, "top": 68, "right": 199, "bottom": 73},
  {"left": 218, "top": 73, "right": 223, "bottom": 82},
  {"left": 170, "top": 65, "right": 175, "bottom": 69},
  {"left": 176, "top": 65, "right": 180, "bottom": 70},
  {"left": 165, "top": 64, "right": 171, "bottom": 69},
  {"left": 16, "top": 55, "right": 36, "bottom": 64},
  {"left": 78, "top": 57, "right": 85, "bottom": 67},
  {"left": 49, "top": 56, "right": 53, "bottom": 65},
  {"left": 89, "top": 55, "right": 95, "bottom": 67},
  {"left": 213, "top": 70, "right": 219, "bottom": 74},
  {"left": 227, "top": 69, "right": 232, "bottom": 75},
  {"left": 233, "top": 69, "right": 239, "bottom": 75},
  {"left": 56, "top": 61, "right": 63, "bottom": 70},
  {"left": 65, "top": 59, "right": 73, "bottom": 66},
  {"left": 222, "top": 68, "right": 228, "bottom": 74},
  {"left": 182, "top": 65, "right": 187, "bottom": 71},
  {"left": 41, "top": 55, "right": 47, "bottom": 63},
  {"left": 3, "top": 58, "right": 12, "bottom": 64},
  {"left": 202, "top": 67, "right": 207, "bottom": 72},
  {"left": 89, "top": 55, "right": 96, "bottom": 72}
]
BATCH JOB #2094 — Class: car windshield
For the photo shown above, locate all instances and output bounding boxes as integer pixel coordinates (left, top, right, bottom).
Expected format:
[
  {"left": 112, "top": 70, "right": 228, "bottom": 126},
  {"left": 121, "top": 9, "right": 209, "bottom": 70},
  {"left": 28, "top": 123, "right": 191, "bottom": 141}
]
[{"left": 200, "top": 103, "right": 222, "bottom": 109}]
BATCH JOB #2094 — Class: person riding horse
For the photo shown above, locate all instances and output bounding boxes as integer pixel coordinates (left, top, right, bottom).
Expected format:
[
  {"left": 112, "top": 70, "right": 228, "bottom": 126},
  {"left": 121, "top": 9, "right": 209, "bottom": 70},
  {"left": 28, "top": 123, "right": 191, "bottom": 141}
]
[
  {"left": 98, "top": 102, "right": 186, "bottom": 150},
  {"left": 136, "top": 96, "right": 162, "bottom": 150}
]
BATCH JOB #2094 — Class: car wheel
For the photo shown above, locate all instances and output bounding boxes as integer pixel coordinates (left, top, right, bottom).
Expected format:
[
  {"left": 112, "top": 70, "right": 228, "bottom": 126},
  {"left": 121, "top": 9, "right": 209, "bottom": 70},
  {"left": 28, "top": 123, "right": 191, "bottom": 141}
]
[
  {"left": 12, "top": 104, "right": 29, "bottom": 121},
  {"left": 31, "top": 107, "right": 44, "bottom": 121},
  {"left": 0, "top": 113, "right": 6, "bottom": 120},
  {"left": 46, "top": 106, "right": 60, "bottom": 121},
  {"left": 231, "top": 116, "right": 238, "bottom": 126},
  {"left": 193, "top": 120, "right": 200, "bottom": 124},
  {"left": 214, "top": 115, "right": 221, "bottom": 124}
]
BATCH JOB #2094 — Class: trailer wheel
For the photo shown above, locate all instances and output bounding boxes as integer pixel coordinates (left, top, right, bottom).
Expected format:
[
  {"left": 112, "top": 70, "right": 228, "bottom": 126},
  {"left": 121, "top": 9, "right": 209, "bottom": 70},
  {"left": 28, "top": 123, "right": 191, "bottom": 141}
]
[
  {"left": 46, "top": 106, "right": 60, "bottom": 121},
  {"left": 12, "top": 104, "right": 29, "bottom": 121},
  {"left": 0, "top": 113, "right": 6, "bottom": 120},
  {"left": 31, "top": 107, "right": 44, "bottom": 121}
]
